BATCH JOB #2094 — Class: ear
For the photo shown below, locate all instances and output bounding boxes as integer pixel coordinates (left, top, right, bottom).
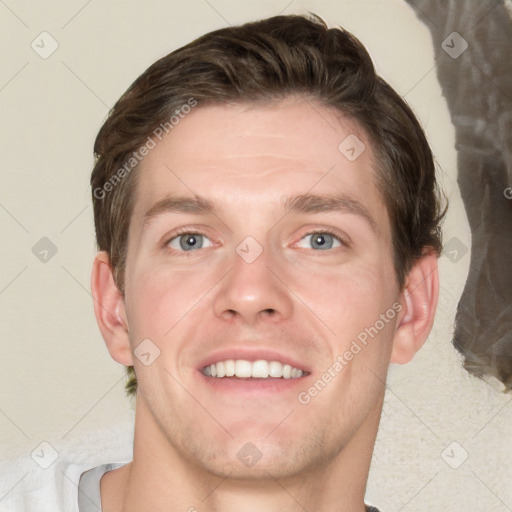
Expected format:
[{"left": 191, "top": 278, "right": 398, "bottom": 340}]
[
  {"left": 390, "top": 252, "right": 439, "bottom": 364},
  {"left": 91, "top": 251, "right": 133, "bottom": 366}
]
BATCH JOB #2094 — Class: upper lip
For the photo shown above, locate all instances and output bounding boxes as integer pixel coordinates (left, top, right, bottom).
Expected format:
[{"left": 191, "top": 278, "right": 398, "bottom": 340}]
[{"left": 197, "top": 347, "right": 311, "bottom": 373}]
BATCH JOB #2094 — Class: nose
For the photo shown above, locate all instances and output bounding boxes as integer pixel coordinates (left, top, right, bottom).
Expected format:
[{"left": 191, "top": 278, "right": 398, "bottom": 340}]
[{"left": 212, "top": 243, "right": 294, "bottom": 326}]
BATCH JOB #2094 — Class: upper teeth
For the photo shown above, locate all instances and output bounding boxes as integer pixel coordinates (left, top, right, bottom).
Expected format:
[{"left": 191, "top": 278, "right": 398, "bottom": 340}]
[{"left": 202, "top": 359, "right": 304, "bottom": 379}]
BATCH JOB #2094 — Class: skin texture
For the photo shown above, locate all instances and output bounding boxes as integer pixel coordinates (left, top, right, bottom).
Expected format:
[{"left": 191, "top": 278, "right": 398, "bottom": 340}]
[{"left": 91, "top": 97, "right": 439, "bottom": 512}]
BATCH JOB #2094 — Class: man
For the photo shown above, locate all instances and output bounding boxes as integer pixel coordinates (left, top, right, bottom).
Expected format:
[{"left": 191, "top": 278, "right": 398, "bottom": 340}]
[{"left": 85, "top": 13, "right": 444, "bottom": 512}]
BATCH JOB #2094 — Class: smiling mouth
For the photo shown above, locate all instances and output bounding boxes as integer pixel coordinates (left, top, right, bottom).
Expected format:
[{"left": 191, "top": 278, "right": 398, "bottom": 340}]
[{"left": 202, "top": 359, "right": 309, "bottom": 379}]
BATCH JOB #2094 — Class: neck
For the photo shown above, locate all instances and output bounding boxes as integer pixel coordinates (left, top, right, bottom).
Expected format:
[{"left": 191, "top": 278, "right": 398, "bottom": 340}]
[{"left": 101, "top": 397, "right": 383, "bottom": 512}]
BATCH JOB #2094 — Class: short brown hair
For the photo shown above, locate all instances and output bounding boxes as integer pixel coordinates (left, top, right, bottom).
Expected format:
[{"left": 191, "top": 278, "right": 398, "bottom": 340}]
[{"left": 91, "top": 13, "right": 446, "bottom": 396}]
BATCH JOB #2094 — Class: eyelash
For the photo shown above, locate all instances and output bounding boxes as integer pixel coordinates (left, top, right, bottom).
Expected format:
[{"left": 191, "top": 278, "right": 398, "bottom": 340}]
[
  {"left": 303, "top": 227, "right": 346, "bottom": 245},
  {"left": 163, "top": 227, "right": 348, "bottom": 253}
]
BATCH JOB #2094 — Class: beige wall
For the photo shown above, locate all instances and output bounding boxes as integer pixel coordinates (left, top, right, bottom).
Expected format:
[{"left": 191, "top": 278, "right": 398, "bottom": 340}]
[{"left": 1, "top": 1, "right": 510, "bottom": 510}]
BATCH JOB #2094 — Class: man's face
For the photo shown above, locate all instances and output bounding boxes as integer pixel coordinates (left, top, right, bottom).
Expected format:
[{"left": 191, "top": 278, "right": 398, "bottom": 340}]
[{"left": 122, "top": 98, "right": 402, "bottom": 478}]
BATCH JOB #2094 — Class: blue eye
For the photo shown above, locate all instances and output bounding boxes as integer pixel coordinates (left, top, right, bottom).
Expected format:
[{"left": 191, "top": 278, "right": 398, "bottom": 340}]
[
  {"left": 298, "top": 232, "right": 342, "bottom": 250},
  {"left": 167, "top": 233, "right": 212, "bottom": 251}
]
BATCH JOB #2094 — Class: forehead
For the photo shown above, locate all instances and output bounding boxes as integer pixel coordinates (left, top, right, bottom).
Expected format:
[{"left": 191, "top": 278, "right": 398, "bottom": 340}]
[
  {"left": 131, "top": 99, "right": 389, "bottom": 236},
  {"left": 142, "top": 99, "right": 370, "bottom": 176}
]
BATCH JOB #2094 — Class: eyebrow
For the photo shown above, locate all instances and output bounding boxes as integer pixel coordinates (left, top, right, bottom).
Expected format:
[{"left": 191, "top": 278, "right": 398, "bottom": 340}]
[
  {"left": 282, "top": 192, "right": 378, "bottom": 233},
  {"left": 142, "top": 195, "right": 216, "bottom": 232},
  {"left": 142, "top": 192, "right": 378, "bottom": 234}
]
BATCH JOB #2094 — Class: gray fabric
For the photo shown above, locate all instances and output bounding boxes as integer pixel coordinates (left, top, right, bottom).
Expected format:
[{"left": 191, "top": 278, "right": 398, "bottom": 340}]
[
  {"left": 405, "top": 0, "right": 512, "bottom": 389},
  {"left": 78, "top": 463, "right": 127, "bottom": 512}
]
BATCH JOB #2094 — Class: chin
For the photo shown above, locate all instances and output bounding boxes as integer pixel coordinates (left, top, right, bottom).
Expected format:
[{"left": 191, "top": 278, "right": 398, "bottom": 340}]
[{"left": 186, "top": 430, "right": 328, "bottom": 481}]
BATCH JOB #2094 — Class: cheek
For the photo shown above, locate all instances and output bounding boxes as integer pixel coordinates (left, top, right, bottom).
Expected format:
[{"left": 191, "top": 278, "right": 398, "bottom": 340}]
[
  {"left": 289, "top": 260, "right": 399, "bottom": 388},
  {"left": 125, "top": 266, "right": 213, "bottom": 391},
  {"left": 291, "top": 258, "right": 396, "bottom": 329},
  {"left": 300, "top": 266, "right": 397, "bottom": 409},
  {"left": 126, "top": 263, "right": 211, "bottom": 340}
]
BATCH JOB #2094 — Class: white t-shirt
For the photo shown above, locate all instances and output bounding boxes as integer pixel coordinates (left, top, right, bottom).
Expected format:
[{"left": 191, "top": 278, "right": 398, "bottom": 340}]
[{"left": 0, "top": 458, "right": 128, "bottom": 512}]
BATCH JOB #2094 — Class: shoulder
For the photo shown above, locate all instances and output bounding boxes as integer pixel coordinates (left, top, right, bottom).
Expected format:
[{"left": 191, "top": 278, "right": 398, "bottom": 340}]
[
  {"left": 1, "top": 422, "right": 133, "bottom": 511},
  {"left": 0, "top": 453, "right": 95, "bottom": 512}
]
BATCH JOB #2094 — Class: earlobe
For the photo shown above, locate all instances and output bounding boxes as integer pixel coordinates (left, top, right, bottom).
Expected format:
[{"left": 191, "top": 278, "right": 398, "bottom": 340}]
[
  {"left": 91, "top": 251, "right": 133, "bottom": 366},
  {"left": 390, "top": 252, "right": 439, "bottom": 364}
]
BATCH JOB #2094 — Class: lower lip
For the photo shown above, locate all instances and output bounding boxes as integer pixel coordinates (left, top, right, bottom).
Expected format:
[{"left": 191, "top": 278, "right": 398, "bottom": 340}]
[{"left": 197, "top": 371, "right": 310, "bottom": 394}]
